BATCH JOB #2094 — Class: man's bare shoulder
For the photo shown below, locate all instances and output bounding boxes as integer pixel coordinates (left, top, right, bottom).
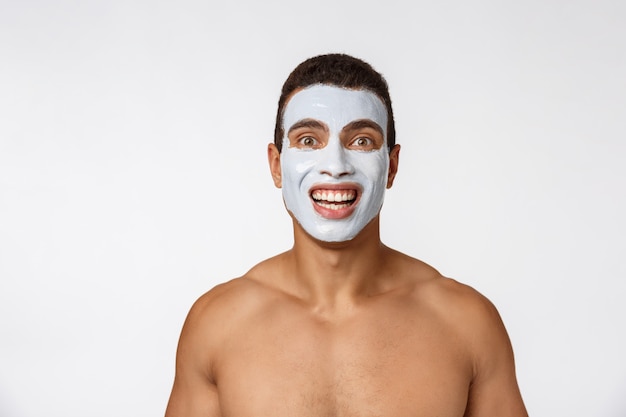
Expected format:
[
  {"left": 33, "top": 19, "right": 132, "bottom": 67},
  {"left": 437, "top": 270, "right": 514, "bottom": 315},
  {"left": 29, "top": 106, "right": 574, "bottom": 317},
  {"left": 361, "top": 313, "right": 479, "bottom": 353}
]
[
  {"left": 418, "top": 273, "right": 506, "bottom": 336},
  {"left": 165, "top": 257, "right": 291, "bottom": 417},
  {"left": 408, "top": 263, "right": 519, "bottom": 389},
  {"left": 401, "top": 262, "right": 527, "bottom": 416},
  {"left": 419, "top": 273, "right": 499, "bottom": 317},
  {"left": 389, "top": 249, "right": 507, "bottom": 342},
  {"left": 187, "top": 278, "right": 273, "bottom": 328},
  {"left": 184, "top": 254, "right": 289, "bottom": 330}
]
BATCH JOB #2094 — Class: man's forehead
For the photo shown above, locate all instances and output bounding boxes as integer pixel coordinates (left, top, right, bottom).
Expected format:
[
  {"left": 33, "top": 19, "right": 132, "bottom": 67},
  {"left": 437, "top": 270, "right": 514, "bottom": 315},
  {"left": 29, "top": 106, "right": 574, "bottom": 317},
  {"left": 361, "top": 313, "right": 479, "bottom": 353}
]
[{"left": 282, "top": 85, "right": 388, "bottom": 135}]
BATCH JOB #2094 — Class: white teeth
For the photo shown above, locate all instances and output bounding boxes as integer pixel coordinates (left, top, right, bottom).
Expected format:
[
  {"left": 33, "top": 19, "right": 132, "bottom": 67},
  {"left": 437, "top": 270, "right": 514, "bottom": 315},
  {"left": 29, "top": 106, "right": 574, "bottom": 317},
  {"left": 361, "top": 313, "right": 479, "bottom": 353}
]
[
  {"left": 311, "top": 189, "right": 356, "bottom": 203},
  {"left": 317, "top": 202, "right": 350, "bottom": 210},
  {"left": 311, "top": 189, "right": 357, "bottom": 210}
]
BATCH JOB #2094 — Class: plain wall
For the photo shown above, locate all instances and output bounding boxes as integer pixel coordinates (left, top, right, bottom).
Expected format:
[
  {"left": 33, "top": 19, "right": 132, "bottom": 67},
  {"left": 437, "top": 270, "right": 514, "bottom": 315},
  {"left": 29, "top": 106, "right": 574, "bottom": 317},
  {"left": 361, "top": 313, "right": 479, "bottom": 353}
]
[{"left": 1, "top": 0, "right": 625, "bottom": 416}]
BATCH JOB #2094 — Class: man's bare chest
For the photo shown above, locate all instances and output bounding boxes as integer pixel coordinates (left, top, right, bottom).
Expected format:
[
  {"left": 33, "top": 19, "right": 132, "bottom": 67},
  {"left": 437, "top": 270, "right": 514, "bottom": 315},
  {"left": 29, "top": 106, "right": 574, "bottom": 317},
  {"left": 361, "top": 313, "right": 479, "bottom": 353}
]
[{"left": 213, "top": 306, "right": 472, "bottom": 417}]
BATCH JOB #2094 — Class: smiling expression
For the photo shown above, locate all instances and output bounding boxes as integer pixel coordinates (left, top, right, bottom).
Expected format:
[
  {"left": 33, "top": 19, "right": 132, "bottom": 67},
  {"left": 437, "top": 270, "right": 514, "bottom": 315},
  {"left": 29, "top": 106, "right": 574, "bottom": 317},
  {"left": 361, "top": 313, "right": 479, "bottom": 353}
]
[{"left": 279, "top": 84, "right": 391, "bottom": 242}]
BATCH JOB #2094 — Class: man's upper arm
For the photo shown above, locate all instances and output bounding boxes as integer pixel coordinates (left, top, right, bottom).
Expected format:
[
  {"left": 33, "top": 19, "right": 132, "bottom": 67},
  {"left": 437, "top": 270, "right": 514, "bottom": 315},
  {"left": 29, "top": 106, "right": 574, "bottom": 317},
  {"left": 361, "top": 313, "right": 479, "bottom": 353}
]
[
  {"left": 165, "top": 294, "right": 222, "bottom": 417},
  {"left": 463, "top": 292, "right": 528, "bottom": 417}
]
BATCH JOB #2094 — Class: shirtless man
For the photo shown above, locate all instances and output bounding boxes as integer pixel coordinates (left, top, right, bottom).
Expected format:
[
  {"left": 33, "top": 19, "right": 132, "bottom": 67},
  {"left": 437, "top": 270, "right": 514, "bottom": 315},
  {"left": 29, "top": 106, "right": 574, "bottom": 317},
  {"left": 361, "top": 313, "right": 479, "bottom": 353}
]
[{"left": 165, "top": 53, "right": 528, "bottom": 417}]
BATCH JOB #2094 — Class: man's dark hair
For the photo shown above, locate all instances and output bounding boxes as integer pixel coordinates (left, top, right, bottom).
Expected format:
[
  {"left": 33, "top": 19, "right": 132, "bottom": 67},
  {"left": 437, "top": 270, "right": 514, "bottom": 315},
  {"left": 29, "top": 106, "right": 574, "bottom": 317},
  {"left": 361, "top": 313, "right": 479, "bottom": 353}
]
[{"left": 274, "top": 53, "right": 396, "bottom": 152}]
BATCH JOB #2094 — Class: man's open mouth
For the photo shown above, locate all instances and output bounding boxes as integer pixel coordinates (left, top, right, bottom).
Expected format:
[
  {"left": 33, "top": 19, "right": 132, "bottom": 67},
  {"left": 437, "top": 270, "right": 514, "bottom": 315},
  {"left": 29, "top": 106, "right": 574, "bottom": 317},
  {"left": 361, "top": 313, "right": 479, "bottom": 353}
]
[{"left": 310, "top": 189, "right": 358, "bottom": 210}]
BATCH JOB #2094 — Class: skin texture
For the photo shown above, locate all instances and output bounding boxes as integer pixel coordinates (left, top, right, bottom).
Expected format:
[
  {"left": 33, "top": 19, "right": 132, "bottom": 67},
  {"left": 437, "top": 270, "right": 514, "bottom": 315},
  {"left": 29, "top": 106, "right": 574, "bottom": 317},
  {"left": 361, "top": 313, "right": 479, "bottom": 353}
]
[{"left": 165, "top": 88, "right": 528, "bottom": 417}]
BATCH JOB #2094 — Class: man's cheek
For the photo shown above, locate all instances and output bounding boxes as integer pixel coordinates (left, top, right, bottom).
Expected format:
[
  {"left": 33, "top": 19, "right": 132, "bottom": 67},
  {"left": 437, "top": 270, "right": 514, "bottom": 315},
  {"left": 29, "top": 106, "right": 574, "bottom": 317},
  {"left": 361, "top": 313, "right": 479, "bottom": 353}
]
[{"left": 348, "top": 151, "right": 389, "bottom": 180}]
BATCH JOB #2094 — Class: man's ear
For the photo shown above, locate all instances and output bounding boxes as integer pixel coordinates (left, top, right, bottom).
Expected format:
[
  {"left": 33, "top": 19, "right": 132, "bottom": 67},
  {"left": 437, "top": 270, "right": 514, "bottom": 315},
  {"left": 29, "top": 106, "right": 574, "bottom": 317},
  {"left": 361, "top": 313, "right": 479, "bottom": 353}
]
[
  {"left": 268, "top": 143, "right": 282, "bottom": 188},
  {"left": 386, "top": 144, "right": 400, "bottom": 188}
]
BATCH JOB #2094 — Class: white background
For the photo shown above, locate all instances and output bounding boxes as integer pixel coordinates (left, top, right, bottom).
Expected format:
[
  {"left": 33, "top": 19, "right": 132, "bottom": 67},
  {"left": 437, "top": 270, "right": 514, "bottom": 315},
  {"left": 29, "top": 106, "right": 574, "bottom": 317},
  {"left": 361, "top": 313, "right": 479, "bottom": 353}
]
[{"left": 1, "top": 0, "right": 625, "bottom": 416}]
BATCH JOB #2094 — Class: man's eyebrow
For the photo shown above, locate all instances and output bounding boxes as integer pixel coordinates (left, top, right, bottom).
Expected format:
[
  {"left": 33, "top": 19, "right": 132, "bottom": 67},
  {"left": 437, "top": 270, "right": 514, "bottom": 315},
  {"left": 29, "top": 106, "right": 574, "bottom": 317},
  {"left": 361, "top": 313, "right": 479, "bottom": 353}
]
[
  {"left": 287, "top": 119, "right": 329, "bottom": 135},
  {"left": 341, "top": 119, "right": 384, "bottom": 136}
]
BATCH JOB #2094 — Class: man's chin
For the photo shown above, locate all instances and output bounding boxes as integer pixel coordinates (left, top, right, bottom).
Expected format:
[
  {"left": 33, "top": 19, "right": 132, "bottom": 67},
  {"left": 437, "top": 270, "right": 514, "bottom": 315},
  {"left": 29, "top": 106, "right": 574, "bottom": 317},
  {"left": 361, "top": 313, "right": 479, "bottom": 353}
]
[{"left": 294, "top": 215, "right": 377, "bottom": 244}]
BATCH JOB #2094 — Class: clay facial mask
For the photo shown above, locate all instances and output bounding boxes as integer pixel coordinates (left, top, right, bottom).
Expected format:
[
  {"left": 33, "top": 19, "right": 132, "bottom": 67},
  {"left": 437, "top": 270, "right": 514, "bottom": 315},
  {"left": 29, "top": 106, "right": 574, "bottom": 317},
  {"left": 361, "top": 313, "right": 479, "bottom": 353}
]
[{"left": 280, "top": 84, "right": 389, "bottom": 242}]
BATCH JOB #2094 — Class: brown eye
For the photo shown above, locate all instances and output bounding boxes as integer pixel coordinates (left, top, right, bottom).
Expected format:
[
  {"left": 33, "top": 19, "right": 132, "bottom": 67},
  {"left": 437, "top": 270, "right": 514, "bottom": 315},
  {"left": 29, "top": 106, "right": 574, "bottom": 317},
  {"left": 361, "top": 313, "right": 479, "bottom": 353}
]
[
  {"left": 350, "top": 137, "right": 373, "bottom": 148},
  {"left": 299, "top": 136, "right": 318, "bottom": 147}
]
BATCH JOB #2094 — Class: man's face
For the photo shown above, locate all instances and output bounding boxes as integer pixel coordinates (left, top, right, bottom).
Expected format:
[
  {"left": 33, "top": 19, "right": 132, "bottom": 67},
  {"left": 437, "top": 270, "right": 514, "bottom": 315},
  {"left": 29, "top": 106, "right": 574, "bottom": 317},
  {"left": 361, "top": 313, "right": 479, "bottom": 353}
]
[{"left": 279, "top": 84, "right": 390, "bottom": 242}]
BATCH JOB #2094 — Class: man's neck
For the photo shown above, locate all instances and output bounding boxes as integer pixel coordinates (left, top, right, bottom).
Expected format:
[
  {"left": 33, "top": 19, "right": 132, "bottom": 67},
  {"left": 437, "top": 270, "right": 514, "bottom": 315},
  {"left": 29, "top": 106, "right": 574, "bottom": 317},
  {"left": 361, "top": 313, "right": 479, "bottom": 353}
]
[{"left": 285, "top": 216, "right": 392, "bottom": 316}]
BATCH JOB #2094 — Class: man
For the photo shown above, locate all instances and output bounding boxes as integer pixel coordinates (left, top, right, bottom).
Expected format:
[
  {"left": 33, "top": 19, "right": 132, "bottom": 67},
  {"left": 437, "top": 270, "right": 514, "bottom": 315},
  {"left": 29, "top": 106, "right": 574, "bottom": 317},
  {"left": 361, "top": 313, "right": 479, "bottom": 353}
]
[{"left": 165, "top": 53, "right": 527, "bottom": 417}]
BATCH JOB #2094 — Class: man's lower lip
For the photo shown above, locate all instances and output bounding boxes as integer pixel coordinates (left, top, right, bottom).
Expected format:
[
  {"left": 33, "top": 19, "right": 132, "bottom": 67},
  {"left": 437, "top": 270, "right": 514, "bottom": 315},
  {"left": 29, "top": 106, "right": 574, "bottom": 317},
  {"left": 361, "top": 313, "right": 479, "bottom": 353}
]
[{"left": 311, "top": 199, "right": 357, "bottom": 219}]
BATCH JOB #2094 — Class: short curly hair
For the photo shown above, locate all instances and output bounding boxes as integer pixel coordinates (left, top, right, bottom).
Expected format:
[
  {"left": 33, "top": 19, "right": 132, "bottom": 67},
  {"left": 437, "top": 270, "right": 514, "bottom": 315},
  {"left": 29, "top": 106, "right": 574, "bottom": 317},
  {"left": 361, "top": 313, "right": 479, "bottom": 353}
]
[{"left": 274, "top": 53, "right": 396, "bottom": 153}]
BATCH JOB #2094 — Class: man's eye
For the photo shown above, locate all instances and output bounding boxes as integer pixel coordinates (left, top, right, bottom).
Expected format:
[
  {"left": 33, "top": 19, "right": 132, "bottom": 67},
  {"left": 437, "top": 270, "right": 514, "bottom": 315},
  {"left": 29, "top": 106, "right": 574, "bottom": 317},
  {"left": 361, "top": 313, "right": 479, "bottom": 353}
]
[
  {"left": 352, "top": 137, "right": 372, "bottom": 147},
  {"left": 299, "top": 136, "right": 318, "bottom": 147}
]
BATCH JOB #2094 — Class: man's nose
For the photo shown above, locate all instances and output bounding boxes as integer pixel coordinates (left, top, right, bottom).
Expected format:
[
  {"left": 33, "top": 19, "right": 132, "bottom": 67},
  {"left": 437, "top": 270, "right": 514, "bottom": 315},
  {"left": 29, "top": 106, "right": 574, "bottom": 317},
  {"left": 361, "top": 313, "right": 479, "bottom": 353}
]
[{"left": 318, "top": 139, "right": 354, "bottom": 178}]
